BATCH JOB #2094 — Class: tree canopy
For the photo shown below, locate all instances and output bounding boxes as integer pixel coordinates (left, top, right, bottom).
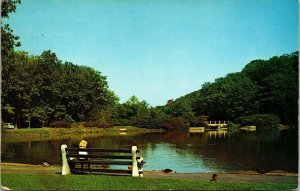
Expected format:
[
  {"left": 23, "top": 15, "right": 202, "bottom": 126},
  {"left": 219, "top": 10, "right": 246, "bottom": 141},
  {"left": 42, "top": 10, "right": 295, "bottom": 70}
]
[
  {"left": 2, "top": 50, "right": 118, "bottom": 128},
  {"left": 170, "top": 52, "right": 298, "bottom": 128}
]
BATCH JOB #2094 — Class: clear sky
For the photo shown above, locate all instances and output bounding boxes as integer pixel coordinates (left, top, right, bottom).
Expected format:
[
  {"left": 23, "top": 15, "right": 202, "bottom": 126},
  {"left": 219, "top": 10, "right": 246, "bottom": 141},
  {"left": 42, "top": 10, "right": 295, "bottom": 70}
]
[{"left": 4, "top": 0, "right": 298, "bottom": 106}]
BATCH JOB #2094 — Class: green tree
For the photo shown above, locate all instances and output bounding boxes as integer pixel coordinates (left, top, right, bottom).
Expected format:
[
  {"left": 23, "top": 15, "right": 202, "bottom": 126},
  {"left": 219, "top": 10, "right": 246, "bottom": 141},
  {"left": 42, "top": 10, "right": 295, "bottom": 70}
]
[
  {"left": 163, "top": 99, "right": 195, "bottom": 125},
  {"left": 1, "top": 0, "right": 21, "bottom": 57},
  {"left": 242, "top": 52, "right": 298, "bottom": 126},
  {"left": 119, "top": 96, "right": 151, "bottom": 126},
  {"left": 2, "top": 50, "right": 118, "bottom": 128},
  {"left": 175, "top": 52, "right": 298, "bottom": 127}
]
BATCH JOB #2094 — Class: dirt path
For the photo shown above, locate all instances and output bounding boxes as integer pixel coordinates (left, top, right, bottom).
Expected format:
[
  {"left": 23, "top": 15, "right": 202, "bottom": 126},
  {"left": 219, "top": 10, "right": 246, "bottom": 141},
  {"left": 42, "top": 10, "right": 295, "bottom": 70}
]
[
  {"left": 1, "top": 163, "right": 298, "bottom": 184},
  {"left": 1, "top": 163, "right": 60, "bottom": 175},
  {"left": 144, "top": 171, "right": 298, "bottom": 184}
]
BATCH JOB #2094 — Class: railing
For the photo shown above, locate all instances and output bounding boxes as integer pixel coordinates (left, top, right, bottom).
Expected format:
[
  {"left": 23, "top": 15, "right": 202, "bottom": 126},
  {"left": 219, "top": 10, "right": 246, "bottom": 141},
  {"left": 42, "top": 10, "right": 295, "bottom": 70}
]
[{"left": 207, "top": 120, "right": 230, "bottom": 125}]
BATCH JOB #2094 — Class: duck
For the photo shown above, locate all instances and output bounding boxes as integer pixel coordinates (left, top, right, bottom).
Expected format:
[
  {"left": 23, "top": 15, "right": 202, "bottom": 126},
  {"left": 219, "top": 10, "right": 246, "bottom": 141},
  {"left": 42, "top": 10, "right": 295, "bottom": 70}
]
[
  {"left": 162, "top": 168, "right": 173, "bottom": 173},
  {"left": 256, "top": 168, "right": 266, "bottom": 174},
  {"left": 42, "top": 161, "right": 50, "bottom": 167},
  {"left": 210, "top": 173, "right": 218, "bottom": 181},
  {"left": 101, "top": 164, "right": 110, "bottom": 169}
]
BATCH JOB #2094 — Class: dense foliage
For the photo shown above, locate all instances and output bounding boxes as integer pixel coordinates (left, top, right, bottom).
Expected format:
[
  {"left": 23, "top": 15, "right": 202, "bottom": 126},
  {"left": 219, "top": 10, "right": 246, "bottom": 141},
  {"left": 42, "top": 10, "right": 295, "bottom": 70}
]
[
  {"left": 2, "top": 50, "right": 118, "bottom": 128},
  {"left": 1, "top": 0, "right": 21, "bottom": 57},
  {"left": 1, "top": 0, "right": 298, "bottom": 129},
  {"left": 235, "top": 114, "right": 280, "bottom": 130},
  {"left": 134, "top": 51, "right": 298, "bottom": 130},
  {"left": 166, "top": 52, "right": 298, "bottom": 129}
]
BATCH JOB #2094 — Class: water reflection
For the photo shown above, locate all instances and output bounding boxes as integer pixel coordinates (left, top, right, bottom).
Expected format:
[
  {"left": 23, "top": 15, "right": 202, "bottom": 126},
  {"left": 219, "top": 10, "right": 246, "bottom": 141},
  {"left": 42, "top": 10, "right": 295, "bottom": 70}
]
[
  {"left": 207, "top": 130, "right": 227, "bottom": 139},
  {"left": 1, "top": 130, "right": 298, "bottom": 173}
]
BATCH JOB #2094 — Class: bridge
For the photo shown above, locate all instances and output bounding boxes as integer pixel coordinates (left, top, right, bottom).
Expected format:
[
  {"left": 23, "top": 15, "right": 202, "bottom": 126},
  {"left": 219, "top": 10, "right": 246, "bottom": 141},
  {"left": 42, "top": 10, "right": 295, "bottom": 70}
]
[
  {"left": 188, "top": 120, "right": 230, "bottom": 133},
  {"left": 206, "top": 121, "right": 230, "bottom": 128}
]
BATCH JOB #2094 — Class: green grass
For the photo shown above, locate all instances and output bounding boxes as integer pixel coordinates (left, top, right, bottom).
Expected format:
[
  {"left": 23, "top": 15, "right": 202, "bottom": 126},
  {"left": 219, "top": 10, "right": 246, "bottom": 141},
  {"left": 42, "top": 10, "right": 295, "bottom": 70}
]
[
  {"left": 2, "top": 126, "right": 162, "bottom": 142},
  {"left": 1, "top": 174, "right": 297, "bottom": 190}
]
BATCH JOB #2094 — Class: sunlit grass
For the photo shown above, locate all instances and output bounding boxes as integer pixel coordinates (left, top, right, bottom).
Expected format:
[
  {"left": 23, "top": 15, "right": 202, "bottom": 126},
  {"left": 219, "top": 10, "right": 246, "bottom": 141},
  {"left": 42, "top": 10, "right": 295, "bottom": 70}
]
[{"left": 1, "top": 174, "right": 297, "bottom": 190}]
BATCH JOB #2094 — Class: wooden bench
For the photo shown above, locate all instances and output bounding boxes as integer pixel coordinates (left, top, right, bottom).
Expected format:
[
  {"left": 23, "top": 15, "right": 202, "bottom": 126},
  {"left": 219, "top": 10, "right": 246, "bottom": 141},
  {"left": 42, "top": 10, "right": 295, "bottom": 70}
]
[{"left": 61, "top": 144, "right": 144, "bottom": 177}]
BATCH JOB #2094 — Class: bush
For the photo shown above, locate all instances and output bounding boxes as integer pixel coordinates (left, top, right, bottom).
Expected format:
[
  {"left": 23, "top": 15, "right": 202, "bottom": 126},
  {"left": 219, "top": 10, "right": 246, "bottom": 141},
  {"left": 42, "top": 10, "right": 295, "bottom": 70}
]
[
  {"left": 50, "top": 120, "right": 71, "bottom": 128},
  {"left": 83, "top": 121, "right": 112, "bottom": 128},
  {"left": 226, "top": 122, "right": 240, "bottom": 131},
  {"left": 138, "top": 118, "right": 166, "bottom": 129},
  {"left": 235, "top": 114, "right": 280, "bottom": 130},
  {"left": 192, "top": 115, "right": 209, "bottom": 127},
  {"left": 163, "top": 117, "right": 189, "bottom": 131}
]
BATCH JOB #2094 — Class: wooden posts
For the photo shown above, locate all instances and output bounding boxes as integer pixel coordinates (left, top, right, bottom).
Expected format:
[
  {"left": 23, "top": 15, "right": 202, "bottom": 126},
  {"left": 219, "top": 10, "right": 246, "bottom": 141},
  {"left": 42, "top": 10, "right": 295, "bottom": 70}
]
[
  {"left": 131, "top": 146, "right": 139, "bottom": 177},
  {"left": 61, "top": 144, "right": 70, "bottom": 175}
]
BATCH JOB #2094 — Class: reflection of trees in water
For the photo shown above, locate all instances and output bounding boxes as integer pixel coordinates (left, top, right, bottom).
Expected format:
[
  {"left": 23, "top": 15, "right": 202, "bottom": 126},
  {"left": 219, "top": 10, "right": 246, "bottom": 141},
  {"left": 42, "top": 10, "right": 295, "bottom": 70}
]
[
  {"left": 138, "top": 130, "right": 298, "bottom": 172},
  {"left": 189, "top": 130, "right": 297, "bottom": 172}
]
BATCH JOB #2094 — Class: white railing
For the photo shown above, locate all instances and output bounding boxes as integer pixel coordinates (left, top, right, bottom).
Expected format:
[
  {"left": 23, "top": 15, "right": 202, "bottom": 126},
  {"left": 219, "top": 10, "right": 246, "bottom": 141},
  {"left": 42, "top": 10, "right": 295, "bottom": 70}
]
[{"left": 207, "top": 120, "right": 229, "bottom": 125}]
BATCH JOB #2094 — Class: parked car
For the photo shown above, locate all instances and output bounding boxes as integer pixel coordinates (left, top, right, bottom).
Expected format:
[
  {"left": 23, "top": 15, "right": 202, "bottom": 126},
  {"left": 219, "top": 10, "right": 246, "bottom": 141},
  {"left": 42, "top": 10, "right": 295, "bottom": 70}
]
[{"left": 3, "top": 123, "right": 15, "bottom": 129}]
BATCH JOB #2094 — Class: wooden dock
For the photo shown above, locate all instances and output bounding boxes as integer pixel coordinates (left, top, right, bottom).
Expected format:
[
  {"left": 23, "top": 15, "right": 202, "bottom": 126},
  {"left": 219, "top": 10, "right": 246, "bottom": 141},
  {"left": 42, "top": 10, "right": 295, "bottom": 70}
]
[
  {"left": 240, "top": 126, "right": 256, "bottom": 132},
  {"left": 189, "top": 127, "right": 205, "bottom": 133}
]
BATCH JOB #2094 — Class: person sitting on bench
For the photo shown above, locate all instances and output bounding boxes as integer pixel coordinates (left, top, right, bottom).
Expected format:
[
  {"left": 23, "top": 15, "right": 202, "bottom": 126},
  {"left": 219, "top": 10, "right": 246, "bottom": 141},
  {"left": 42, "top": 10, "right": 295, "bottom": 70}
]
[{"left": 78, "top": 140, "right": 88, "bottom": 160}]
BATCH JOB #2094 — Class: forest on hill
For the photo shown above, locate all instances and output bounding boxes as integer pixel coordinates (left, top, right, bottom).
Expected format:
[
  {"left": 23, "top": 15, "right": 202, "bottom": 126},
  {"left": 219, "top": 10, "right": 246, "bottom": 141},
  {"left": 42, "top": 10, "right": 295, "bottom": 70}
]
[
  {"left": 173, "top": 52, "right": 298, "bottom": 128},
  {"left": 1, "top": 0, "right": 298, "bottom": 130}
]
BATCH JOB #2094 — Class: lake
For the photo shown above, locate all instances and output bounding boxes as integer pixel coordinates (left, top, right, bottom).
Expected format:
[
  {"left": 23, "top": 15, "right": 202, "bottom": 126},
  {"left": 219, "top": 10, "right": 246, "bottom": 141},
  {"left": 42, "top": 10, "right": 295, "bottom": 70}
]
[{"left": 1, "top": 129, "right": 298, "bottom": 173}]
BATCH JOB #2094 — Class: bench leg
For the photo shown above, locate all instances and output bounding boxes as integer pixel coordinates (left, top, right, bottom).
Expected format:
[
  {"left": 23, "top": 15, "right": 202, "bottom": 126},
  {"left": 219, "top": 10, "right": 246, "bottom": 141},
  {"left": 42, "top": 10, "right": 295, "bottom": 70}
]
[
  {"left": 61, "top": 144, "right": 71, "bottom": 175},
  {"left": 131, "top": 146, "right": 139, "bottom": 177}
]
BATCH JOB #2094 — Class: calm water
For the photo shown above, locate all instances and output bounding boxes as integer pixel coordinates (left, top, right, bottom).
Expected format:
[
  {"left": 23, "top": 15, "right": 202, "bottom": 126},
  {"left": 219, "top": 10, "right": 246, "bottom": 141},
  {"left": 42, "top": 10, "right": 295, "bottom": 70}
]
[{"left": 1, "top": 130, "right": 298, "bottom": 173}]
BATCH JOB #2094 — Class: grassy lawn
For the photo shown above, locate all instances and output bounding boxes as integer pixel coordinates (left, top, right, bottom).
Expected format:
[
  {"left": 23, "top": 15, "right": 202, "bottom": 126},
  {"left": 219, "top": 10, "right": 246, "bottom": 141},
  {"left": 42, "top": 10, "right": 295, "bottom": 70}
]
[
  {"left": 1, "top": 174, "right": 297, "bottom": 190},
  {"left": 2, "top": 126, "right": 162, "bottom": 142}
]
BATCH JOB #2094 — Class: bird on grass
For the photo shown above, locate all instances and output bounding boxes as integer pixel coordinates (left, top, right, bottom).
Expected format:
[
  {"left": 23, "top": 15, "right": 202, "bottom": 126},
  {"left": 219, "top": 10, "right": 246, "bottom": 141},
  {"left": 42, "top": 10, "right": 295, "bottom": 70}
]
[
  {"left": 210, "top": 174, "right": 218, "bottom": 181},
  {"left": 162, "top": 168, "right": 173, "bottom": 173},
  {"left": 256, "top": 168, "right": 267, "bottom": 174},
  {"left": 42, "top": 161, "right": 50, "bottom": 167},
  {"left": 101, "top": 164, "right": 110, "bottom": 169}
]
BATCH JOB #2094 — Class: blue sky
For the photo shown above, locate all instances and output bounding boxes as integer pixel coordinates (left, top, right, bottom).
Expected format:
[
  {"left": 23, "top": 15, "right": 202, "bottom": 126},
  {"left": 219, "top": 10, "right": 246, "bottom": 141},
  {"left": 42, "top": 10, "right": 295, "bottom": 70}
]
[{"left": 5, "top": 0, "right": 298, "bottom": 106}]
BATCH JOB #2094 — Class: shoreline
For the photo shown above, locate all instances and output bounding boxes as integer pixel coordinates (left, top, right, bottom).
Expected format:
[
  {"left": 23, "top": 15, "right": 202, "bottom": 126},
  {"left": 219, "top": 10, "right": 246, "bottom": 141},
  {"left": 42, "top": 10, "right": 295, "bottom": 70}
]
[
  {"left": 1, "top": 126, "right": 163, "bottom": 142},
  {"left": 1, "top": 162, "right": 298, "bottom": 184},
  {"left": 1, "top": 162, "right": 298, "bottom": 178}
]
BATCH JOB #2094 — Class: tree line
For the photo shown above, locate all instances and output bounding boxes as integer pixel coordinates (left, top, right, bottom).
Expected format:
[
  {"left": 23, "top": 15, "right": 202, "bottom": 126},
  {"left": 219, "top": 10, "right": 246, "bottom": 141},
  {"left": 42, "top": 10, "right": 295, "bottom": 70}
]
[
  {"left": 2, "top": 50, "right": 119, "bottom": 128},
  {"left": 1, "top": 0, "right": 298, "bottom": 130},
  {"left": 118, "top": 51, "right": 299, "bottom": 130},
  {"left": 191, "top": 52, "right": 298, "bottom": 127}
]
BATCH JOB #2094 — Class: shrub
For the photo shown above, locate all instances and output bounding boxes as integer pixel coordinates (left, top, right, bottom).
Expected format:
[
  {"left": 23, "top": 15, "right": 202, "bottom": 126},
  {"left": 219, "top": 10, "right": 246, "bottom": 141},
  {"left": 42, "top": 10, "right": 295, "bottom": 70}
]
[
  {"left": 163, "top": 117, "right": 189, "bottom": 131},
  {"left": 83, "top": 121, "right": 101, "bottom": 128},
  {"left": 192, "top": 115, "right": 209, "bottom": 127},
  {"left": 83, "top": 121, "right": 112, "bottom": 128},
  {"left": 226, "top": 122, "right": 240, "bottom": 132},
  {"left": 235, "top": 114, "right": 280, "bottom": 130},
  {"left": 138, "top": 118, "right": 166, "bottom": 129},
  {"left": 50, "top": 120, "right": 71, "bottom": 128}
]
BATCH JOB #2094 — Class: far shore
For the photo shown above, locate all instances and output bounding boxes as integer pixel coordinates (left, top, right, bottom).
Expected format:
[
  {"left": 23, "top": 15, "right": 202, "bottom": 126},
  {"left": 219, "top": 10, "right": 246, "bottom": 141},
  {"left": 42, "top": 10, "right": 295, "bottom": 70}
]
[{"left": 1, "top": 126, "right": 163, "bottom": 142}]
